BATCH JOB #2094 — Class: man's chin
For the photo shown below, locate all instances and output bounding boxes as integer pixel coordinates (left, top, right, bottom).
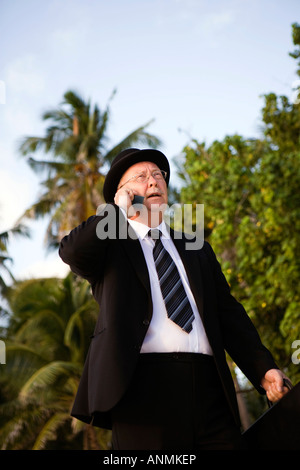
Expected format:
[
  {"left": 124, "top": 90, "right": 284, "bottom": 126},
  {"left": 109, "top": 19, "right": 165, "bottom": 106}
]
[{"left": 145, "top": 196, "right": 167, "bottom": 207}]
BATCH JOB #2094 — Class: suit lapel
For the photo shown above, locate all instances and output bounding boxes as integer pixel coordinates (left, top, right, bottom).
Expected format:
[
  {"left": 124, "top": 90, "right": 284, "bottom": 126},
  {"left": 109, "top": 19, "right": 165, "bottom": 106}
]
[
  {"left": 119, "top": 221, "right": 152, "bottom": 295},
  {"left": 118, "top": 218, "right": 206, "bottom": 323},
  {"left": 172, "top": 232, "right": 221, "bottom": 353},
  {"left": 171, "top": 229, "right": 204, "bottom": 323}
]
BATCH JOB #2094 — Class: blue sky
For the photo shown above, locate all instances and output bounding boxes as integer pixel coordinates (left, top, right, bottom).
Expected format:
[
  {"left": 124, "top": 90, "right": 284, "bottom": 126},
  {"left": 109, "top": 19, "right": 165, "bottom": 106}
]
[{"left": 0, "top": 0, "right": 299, "bottom": 281}]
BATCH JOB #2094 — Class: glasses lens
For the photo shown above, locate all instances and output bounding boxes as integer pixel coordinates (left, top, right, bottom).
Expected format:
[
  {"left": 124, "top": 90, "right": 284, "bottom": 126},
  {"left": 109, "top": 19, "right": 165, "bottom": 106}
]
[{"left": 119, "top": 170, "right": 167, "bottom": 189}]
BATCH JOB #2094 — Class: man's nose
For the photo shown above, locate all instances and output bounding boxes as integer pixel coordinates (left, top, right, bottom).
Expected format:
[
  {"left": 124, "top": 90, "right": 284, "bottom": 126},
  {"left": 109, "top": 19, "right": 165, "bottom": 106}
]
[{"left": 148, "top": 174, "right": 158, "bottom": 186}]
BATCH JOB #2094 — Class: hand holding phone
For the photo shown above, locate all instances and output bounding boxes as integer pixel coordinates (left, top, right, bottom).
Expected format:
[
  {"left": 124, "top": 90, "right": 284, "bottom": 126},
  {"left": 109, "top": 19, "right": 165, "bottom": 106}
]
[{"left": 132, "top": 195, "right": 144, "bottom": 205}]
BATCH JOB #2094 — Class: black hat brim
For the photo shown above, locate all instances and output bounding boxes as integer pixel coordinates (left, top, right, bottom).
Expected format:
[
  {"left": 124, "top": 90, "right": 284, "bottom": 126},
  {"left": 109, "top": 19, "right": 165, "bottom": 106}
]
[{"left": 103, "top": 148, "right": 170, "bottom": 202}]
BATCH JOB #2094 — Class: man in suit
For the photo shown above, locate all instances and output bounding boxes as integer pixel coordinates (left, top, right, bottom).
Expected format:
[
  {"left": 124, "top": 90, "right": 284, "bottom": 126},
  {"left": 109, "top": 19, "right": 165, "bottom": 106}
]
[{"left": 59, "top": 148, "right": 290, "bottom": 450}]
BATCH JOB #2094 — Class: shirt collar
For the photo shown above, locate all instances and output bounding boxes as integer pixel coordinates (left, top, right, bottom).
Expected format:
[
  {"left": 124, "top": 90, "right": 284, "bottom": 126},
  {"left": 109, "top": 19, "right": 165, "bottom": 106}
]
[{"left": 127, "top": 218, "right": 170, "bottom": 241}]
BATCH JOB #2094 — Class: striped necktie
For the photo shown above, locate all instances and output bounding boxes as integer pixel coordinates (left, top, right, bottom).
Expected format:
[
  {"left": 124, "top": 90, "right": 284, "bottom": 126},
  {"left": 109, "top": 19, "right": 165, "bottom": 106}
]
[{"left": 149, "top": 229, "right": 195, "bottom": 333}]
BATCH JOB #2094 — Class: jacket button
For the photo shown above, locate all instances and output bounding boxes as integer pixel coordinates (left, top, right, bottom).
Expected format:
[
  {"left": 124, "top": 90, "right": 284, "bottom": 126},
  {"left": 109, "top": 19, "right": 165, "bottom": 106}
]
[{"left": 143, "top": 319, "right": 150, "bottom": 326}]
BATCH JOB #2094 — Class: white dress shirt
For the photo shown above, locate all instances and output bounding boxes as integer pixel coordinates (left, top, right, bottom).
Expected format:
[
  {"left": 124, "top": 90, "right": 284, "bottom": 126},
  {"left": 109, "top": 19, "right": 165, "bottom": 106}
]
[{"left": 127, "top": 218, "right": 213, "bottom": 355}]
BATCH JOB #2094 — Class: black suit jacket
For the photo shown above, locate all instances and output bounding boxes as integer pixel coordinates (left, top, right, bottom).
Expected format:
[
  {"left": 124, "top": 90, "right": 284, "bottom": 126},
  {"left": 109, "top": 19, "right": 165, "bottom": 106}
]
[{"left": 59, "top": 204, "right": 277, "bottom": 429}]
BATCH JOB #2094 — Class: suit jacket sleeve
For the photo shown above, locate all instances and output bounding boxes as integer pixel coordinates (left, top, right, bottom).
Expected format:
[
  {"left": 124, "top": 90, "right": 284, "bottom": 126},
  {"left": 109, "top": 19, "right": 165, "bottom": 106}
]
[
  {"left": 59, "top": 204, "right": 122, "bottom": 283},
  {"left": 204, "top": 242, "right": 278, "bottom": 391}
]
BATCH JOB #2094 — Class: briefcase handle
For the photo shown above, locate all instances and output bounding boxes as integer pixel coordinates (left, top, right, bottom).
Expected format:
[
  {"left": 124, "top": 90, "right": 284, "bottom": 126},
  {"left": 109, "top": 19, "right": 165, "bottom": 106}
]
[{"left": 267, "top": 378, "right": 293, "bottom": 408}]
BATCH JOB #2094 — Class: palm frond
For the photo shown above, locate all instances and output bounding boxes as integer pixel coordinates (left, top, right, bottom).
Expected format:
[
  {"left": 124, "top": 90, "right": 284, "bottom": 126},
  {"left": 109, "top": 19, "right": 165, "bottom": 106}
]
[
  {"left": 32, "top": 412, "right": 71, "bottom": 450},
  {"left": 105, "top": 119, "right": 163, "bottom": 164},
  {"left": 3, "top": 343, "right": 48, "bottom": 391},
  {"left": 63, "top": 89, "right": 87, "bottom": 113},
  {"left": 0, "top": 224, "right": 30, "bottom": 249},
  {"left": 17, "top": 88, "right": 162, "bottom": 249},
  {"left": 0, "top": 401, "right": 50, "bottom": 450},
  {"left": 19, "top": 361, "right": 82, "bottom": 401},
  {"left": 64, "top": 299, "right": 97, "bottom": 362},
  {"left": 42, "top": 109, "right": 73, "bottom": 127},
  {"left": 27, "top": 157, "right": 74, "bottom": 175},
  {"left": 19, "top": 198, "right": 57, "bottom": 221},
  {"left": 19, "top": 136, "right": 47, "bottom": 156},
  {"left": 14, "top": 309, "right": 65, "bottom": 343}
]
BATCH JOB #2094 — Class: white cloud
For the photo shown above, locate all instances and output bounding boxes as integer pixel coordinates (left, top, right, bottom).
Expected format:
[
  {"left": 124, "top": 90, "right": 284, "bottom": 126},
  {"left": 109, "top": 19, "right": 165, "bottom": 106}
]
[
  {"left": 5, "top": 54, "right": 45, "bottom": 96},
  {"left": 49, "top": 16, "right": 89, "bottom": 57},
  {"left": 196, "top": 8, "right": 236, "bottom": 47},
  {"left": 19, "top": 256, "right": 69, "bottom": 280},
  {"left": 4, "top": 105, "right": 39, "bottom": 137},
  {"left": 51, "top": 29, "right": 83, "bottom": 51},
  {"left": 0, "top": 168, "right": 33, "bottom": 230},
  {"left": 202, "top": 10, "right": 236, "bottom": 30},
  {"left": 0, "top": 80, "right": 6, "bottom": 104}
]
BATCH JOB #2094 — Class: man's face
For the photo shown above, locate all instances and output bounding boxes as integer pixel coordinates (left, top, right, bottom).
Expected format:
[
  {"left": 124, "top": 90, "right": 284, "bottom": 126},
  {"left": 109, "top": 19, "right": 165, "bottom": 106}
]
[{"left": 118, "top": 161, "right": 168, "bottom": 211}]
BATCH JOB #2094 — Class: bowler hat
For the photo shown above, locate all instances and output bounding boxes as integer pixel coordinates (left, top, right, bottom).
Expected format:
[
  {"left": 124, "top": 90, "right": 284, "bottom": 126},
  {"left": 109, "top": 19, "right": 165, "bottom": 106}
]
[{"left": 103, "top": 148, "right": 170, "bottom": 202}]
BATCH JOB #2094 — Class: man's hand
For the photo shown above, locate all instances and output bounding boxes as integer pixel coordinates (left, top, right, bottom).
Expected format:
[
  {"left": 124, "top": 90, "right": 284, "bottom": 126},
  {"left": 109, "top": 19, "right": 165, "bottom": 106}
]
[
  {"left": 114, "top": 187, "right": 137, "bottom": 214},
  {"left": 261, "top": 369, "right": 291, "bottom": 402}
]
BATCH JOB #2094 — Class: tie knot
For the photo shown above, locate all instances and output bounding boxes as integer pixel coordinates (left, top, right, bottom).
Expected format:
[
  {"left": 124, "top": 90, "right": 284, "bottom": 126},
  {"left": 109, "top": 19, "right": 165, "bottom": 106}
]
[{"left": 148, "top": 229, "right": 161, "bottom": 240}]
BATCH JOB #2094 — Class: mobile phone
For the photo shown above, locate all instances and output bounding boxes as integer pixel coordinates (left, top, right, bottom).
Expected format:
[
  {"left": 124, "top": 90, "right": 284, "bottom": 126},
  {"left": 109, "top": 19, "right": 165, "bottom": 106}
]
[{"left": 132, "top": 195, "right": 144, "bottom": 205}]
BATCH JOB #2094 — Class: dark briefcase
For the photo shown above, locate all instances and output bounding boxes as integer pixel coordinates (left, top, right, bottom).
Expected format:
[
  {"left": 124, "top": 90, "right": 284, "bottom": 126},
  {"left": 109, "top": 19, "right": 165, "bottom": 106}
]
[{"left": 242, "top": 381, "right": 300, "bottom": 450}]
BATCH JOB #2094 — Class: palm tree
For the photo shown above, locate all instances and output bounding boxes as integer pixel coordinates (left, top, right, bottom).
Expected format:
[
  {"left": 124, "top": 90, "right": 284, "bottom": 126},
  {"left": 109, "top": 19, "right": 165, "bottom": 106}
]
[
  {"left": 0, "top": 272, "right": 111, "bottom": 450},
  {"left": 0, "top": 222, "right": 30, "bottom": 294},
  {"left": 18, "top": 89, "right": 162, "bottom": 249}
]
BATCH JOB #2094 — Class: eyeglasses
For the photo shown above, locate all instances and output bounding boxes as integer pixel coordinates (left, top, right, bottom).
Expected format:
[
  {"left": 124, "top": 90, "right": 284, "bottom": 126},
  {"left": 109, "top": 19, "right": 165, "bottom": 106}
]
[{"left": 118, "top": 169, "right": 167, "bottom": 190}]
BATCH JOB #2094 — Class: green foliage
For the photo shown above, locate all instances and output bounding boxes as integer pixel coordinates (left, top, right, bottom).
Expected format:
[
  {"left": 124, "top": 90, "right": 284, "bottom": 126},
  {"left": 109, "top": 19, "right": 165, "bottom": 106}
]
[
  {"left": 0, "top": 273, "right": 111, "bottom": 450},
  {"left": 177, "top": 24, "right": 300, "bottom": 385},
  {"left": 289, "top": 22, "right": 300, "bottom": 77},
  {"left": 0, "top": 223, "right": 30, "bottom": 296},
  {"left": 179, "top": 142, "right": 300, "bottom": 380},
  {"left": 19, "top": 89, "right": 162, "bottom": 250},
  {"left": 1, "top": 21, "right": 299, "bottom": 448}
]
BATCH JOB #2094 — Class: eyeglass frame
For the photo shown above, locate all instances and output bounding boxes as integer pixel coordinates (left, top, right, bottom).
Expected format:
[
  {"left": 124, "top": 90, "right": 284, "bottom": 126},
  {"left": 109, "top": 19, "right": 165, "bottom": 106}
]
[{"left": 117, "top": 169, "right": 168, "bottom": 191}]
